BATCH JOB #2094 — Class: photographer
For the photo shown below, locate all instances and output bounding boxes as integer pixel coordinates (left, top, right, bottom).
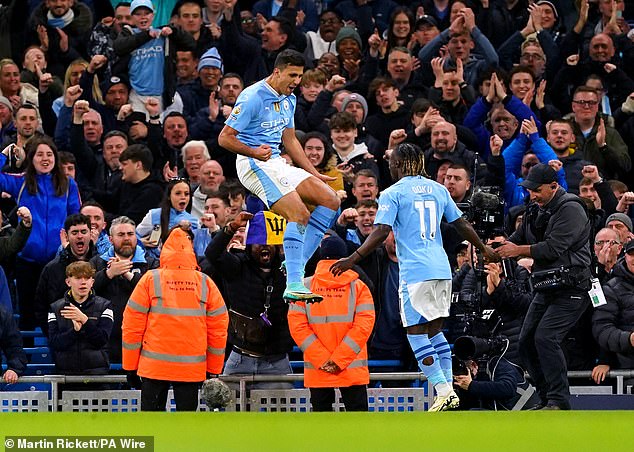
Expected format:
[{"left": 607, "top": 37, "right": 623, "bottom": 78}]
[
  {"left": 453, "top": 353, "right": 541, "bottom": 411},
  {"left": 453, "top": 236, "right": 533, "bottom": 365},
  {"left": 497, "top": 163, "right": 592, "bottom": 410}
]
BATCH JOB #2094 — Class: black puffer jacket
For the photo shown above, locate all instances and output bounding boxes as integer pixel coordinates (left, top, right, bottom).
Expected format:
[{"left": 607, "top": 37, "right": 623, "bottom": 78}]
[
  {"left": 90, "top": 247, "right": 159, "bottom": 363},
  {"left": 593, "top": 260, "right": 634, "bottom": 369},
  {"left": 48, "top": 292, "right": 113, "bottom": 375}
]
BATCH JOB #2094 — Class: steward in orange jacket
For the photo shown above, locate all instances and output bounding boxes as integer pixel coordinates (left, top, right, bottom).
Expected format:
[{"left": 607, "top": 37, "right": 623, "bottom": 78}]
[
  {"left": 288, "top": 236, "right": 375, "bottom": 411},
  {"left": 122, "top": 227, "right": 228, "bottom": 411}
]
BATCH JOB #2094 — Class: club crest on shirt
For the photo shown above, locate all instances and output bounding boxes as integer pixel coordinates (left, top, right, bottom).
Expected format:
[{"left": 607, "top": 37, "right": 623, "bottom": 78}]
[
  {"left": 283, "top": 100, "right": 290, "bottom": 111},
  {"left": 279, "top": 177, "right": 290, "bottom": 187}
]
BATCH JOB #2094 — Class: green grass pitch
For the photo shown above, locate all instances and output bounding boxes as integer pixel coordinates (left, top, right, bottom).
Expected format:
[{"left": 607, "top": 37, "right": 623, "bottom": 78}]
[{"left": 2, "top": 411, "right": 634, "bottom": 451}]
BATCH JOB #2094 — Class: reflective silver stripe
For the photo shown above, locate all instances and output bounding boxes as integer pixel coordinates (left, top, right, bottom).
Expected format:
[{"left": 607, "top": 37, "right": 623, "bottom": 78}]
[
  {"left": 288, "top": 304, "right": 305, "bottom": 313},
  {"left": 200, "top": 274, "right": 209, "bottom": 306},
  {"left": 307, "top": 280, "right": 357, "bottom": 324},
  {"left": 149, "top": 305, "right": 205, "bottom": 316},
  {"left": 299, "top": 334, "right": 317, "bottom": 352},
  {"left": 343, "top": 335, "right": 361, "bottom": 354},
  {"left": 207, "top": 305, "right": 227, "bottom": 317},
  {"left": 355, "top": 303, "right": 374, "bottom": 313},
  {"left": 207, "top": 346, "right": 224, "bottom": 355},
  {"left": 304, "top": 362, "right": 315, "bottom": 369},
  {"left": 122, "top": 341, "right": 142, "bottom": 350},
  {"left": 127, "top": 299, "right": 149, "bottom": 314},
  {"left": 140, "top": 349, "right": 206, "bottom": 363},
  {"left": 348, "top": 359, "right": 368, "bottom": 369},
  {"left": 151, "top": 270, "right": 162, "bottom": 306}
]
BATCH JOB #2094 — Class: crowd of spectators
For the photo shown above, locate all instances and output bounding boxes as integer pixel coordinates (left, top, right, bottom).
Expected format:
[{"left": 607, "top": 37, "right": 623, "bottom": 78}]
[{"left": 0, "top": 0, "right": 634, "bottom": 400}]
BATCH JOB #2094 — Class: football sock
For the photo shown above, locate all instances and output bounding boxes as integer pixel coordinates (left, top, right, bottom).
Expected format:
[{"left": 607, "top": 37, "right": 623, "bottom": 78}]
[
  {"left": 283, "top": 222, "right": 305, "bottom": 284},
  {"left": 303, "top": 206, "right": 337, "bottom": 264},
  {"left": 407, "top": 333, "right": 451, "bottom": 396},
  {"left": 430, "top": 332, "right": 453, "bottom": 383}
]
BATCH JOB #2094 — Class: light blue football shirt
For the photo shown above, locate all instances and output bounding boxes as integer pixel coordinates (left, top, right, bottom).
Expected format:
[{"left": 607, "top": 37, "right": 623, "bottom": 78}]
[
  {"left": 224, "top": 79, "right": 296, "bottom": 158},
  {"left": 375, "top": 175, "right": 463, "bottom": 284}
]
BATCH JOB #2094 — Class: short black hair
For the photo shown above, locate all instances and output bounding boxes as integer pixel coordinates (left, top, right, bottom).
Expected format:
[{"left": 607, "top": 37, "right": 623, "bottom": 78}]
[
  {"left": 58, "top": 151, "right": 76, "bottom": 166},
  {"left": 220, "top": 72, "right": 244, "bottom": 88},
  {"left": 103, "top": 130, "right": 128, "bottom": 143},
  {"left": 64, "top": 213, "right": 91, "bottom": 232},
  {"left": 274, "top": 49, "right": 305, "bottom": 69},
  {"left": 119, "top": 144, "right": 153, "bottom": 172},
  {"left": 207, "top": 187, "right": 231, "bottom": 207}
]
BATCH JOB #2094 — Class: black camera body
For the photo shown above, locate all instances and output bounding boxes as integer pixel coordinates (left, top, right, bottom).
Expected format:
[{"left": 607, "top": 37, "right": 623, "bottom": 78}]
[{"left": 457, "top": 186, "right": 505, "bottom": 239}]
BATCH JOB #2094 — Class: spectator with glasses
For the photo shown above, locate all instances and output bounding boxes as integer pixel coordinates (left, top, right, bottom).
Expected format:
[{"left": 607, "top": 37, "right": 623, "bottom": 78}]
[
  {"left": 592, "top": 227, "right": 622, "bottom": 283},
  {"left": 570, "top": 86, "right": 630, "bottom": 181}
]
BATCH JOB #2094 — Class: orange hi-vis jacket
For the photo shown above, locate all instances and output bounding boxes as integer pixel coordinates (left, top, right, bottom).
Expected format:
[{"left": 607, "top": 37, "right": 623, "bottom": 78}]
[
  {"left": 288, "top": 260, "right": 375, "bottom": 388},
  {"left": 122, "top": 228, "right": 228, "bottom": 382}
]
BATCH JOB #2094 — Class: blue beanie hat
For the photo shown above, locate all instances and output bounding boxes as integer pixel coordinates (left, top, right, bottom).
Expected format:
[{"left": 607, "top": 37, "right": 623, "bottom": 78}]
[{"left": 198, "top": 47, "right": 224, "bottom": 73}]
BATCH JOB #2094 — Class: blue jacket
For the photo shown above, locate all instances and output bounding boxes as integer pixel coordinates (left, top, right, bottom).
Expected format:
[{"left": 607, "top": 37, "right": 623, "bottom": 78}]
[
  {"left": 503, "top": 133, "right": 568, "bottom": 208},
  {"left": 463, "top": 95, "right": 541, "bottom": 161},
  {"left": 0, "top": 155, "right": 81, "bottom": 264}
]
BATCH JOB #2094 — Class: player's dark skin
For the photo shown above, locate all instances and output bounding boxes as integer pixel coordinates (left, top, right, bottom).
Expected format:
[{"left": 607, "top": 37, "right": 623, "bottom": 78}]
[{"left": 330, "top": 148, "right": 497, "bottom": 363}]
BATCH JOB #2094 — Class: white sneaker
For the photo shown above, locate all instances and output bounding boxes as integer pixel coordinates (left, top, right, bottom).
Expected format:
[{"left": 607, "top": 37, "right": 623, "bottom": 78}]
[{"left": 428, "top": 390, "right": 460, "bottom": 412}]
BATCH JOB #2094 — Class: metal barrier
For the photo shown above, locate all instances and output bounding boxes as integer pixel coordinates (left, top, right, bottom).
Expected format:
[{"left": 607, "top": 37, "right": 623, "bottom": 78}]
[{"left": 1, "top": 371, "right": 633, "bottom": 412}]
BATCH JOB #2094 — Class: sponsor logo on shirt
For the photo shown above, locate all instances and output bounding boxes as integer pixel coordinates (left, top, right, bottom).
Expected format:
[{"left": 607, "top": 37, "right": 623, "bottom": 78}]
[
  {"left": 378, "top": 204, "right": 390, "bottom": 211},
  {"left": 261, "top": 118, "right": 290, "bottom": 128}
]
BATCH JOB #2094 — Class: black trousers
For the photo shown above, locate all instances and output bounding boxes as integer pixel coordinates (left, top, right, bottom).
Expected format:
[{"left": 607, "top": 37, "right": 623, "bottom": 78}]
[
  {"left": 15, "top": 258, "right": 44, "bottom": 331},
  {"left": 519, "top": 288, "right": 589, "bottom": 409},
  {"left": 310, "top": 385, "right": 368, "bottom": 412},
  {"left": 141, "top": 378, "right": 200, "bottom": 411}
]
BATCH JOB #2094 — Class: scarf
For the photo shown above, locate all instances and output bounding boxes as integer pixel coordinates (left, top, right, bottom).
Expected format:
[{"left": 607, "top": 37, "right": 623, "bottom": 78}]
[{"left": 47, "top": 8, "right": 74, "bottom": 29}]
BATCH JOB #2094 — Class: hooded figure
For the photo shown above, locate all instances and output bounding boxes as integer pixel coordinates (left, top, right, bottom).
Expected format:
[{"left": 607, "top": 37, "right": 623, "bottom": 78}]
[
  {"left": 288, "top": 235, "right": 375, "bottom": 411},
  {"left": 122, "top": 227, "right": 228, "bottom": 411}
]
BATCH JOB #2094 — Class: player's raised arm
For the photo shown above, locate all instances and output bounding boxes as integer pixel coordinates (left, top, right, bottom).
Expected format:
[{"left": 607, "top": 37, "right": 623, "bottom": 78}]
[{"left": 219, "top": 125, "right": 272, "bottom": 161}]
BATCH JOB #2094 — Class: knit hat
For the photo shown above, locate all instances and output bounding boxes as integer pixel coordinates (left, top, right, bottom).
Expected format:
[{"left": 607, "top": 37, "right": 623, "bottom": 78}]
[
  {"left": 198, "top": 47, "right": 224, "bottom": 73},
  {"left": 130, "top": 0, "right": 154, "bottom": 13},
  {"left": 100, "top": 74, "right": 130, "bottom": 95},
  {"left": 245, "top": 211, "right": 286, "bottom": 245},
  {"left": 341, "top": 93, "right": 368, "bottom": 122},
  {"left": 0, "top": 96, "right": 13, "bottom": 113},
  {"left": 320, "top": 235, "right": 348, "bottom": 260},
  {"left": 606, "top": 213, "right": 633, "bottom": 232},
  {"left": 536, "top": 1, "right": 558, "bottom": 19},
  {"left": 336, "top": 26, "right": 362, "bottom": 51}
]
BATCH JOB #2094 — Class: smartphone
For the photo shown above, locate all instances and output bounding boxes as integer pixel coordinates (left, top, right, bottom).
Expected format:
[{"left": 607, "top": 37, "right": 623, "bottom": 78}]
[{"left": 148, "top": 225, "right": 161, "bottom": 245}]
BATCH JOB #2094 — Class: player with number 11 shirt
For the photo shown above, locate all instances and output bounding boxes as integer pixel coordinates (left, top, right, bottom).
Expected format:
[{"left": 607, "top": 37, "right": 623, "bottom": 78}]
[{"left": 331, "top": 143, "right": 496, "bottom": 411}]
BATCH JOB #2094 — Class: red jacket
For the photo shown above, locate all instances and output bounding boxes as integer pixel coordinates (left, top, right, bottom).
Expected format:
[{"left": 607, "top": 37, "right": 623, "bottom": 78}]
[
  {"left": 288, "top": 260, "right": 375, "bottom": 388},
  {"left": 122, "top": 228, "right": 228, "bottom": 381}
]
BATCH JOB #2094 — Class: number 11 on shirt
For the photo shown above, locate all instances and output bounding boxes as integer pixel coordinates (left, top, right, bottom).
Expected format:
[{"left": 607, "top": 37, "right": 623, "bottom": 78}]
[{"left": 415, "top": 200, "right": 437, "bottom": 240}]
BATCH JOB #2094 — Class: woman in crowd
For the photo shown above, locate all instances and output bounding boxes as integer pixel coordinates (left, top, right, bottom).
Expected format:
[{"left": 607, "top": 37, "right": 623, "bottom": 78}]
[
  {"left": 0, "top": 135, "right": 80, "bottom": 329},
  {"left": 385, "top": 7, "right": 416, "bottom": 55},
  {"left": 136, "top": 178, "right": 198, "bottom": 258},
  {"left": 301, "top": 131, "right": 344, "bottom": 195}
]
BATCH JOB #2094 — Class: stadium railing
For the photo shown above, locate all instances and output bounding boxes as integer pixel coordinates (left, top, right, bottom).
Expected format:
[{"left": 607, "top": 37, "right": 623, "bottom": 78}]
[{"left": 2, "top": 370, "right": 634, "bottom": 412}]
